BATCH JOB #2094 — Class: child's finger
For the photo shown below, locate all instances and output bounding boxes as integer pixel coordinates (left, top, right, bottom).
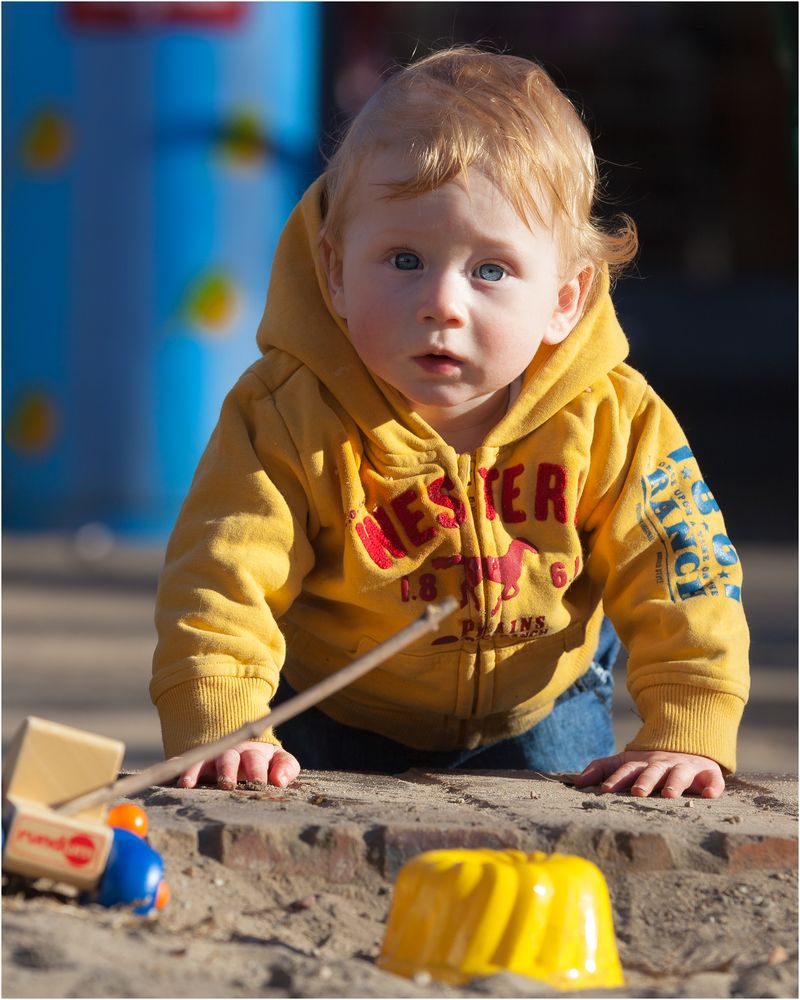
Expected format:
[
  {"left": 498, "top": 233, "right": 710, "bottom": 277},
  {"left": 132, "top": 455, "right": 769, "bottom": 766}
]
[
  {"left": 692, "top": 768, "right": 726, "bottom": 799},
  {"left": 573, "top": 753, "right": 624, "bottom": 787},
  {"left": 177, "top": 765, "right": 200, "bottom": 789},
  {"left": 239, "top": 746, "right": 270, "bottom": 785},
  {"left": 215, "top": 749, "right": 243, "bottom": 790},
  {"left": 268, "top": 749, "right": 301, "bottom": 788},
  {"left": 659, "top": 764, "right": 696, "bottom": 798},
  {"left": 630, "top": 761, "right": 672, "bottom": 796},
  {"left": 177, "top": 759, "right": 210, "bottom": 789},
  {"left": 600, "top": 760, "right": 649, "bottom": 793}
]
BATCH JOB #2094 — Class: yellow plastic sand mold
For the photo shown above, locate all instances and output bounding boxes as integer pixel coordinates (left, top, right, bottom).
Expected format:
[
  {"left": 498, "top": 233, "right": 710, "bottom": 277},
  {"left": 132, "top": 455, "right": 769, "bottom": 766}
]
[{"left": 378, "top": 848, "right": 625, "bottom": 990}]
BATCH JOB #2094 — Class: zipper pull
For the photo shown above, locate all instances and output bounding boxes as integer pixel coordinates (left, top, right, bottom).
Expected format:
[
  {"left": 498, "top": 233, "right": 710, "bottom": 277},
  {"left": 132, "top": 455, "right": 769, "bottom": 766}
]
[{"left": 458, "top": 453, "right": 476, "bottom": 515}]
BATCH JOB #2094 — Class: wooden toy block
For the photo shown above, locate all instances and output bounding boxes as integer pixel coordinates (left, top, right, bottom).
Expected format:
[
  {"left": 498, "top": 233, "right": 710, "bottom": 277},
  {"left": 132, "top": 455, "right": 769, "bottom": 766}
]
[{"left": 2, "top": 716, "right": 124, "bottom": 820}]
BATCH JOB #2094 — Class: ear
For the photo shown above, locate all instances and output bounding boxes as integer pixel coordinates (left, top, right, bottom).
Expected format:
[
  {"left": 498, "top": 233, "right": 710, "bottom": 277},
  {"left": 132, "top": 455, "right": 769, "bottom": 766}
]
[
  {"left": 542, "top": 264, "right": 595, "bottom": 345},
  {"left": 320, "top": 238, "right": 348, "bottom": 319}
]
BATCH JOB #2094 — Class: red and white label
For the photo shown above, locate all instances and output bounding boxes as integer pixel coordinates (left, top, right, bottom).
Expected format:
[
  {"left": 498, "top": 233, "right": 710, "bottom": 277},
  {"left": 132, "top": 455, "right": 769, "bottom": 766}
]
[{"left": 9, "top": 816, "right": 105, "bottom": 876}]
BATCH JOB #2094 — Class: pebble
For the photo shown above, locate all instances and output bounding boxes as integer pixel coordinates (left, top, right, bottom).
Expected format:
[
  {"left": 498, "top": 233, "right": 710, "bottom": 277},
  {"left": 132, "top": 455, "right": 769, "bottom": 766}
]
[
  {"left": 213, "top": 878, "right": 225, "bottom": 887},
  {"left": 291, "top": 895, "right": 317, "bottom": 911},
  {"left": 684, "top": 799, "right": 693, "bottom": 808},
  {"left": 768, "top": 945, "right": 789, "bottom": 965},
  {"left": 413, "top": 971, "right": 433, "bottom": 986},
  {"left": 319, "top": 966, "right": 333, "bottom": 981}
]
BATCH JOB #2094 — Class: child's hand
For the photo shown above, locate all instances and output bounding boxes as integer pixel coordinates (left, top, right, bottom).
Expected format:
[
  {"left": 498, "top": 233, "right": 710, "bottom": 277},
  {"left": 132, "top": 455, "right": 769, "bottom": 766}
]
[
  {"left": 176, "top": 741, "right": 300, "bottom": 790},
  {"left": 573, "top": 750, "right": 725, "bottom": 798}
]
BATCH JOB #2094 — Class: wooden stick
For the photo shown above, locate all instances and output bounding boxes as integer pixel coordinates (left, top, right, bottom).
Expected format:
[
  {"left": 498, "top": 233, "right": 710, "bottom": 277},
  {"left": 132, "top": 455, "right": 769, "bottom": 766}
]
[{"left": 54, "top": 598, "right": 458, "bottom": 815}]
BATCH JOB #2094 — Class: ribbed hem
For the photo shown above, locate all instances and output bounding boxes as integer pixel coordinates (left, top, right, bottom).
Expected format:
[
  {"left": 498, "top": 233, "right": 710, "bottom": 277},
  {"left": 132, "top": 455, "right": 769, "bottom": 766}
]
[
  {"left": 155, "top": 676, "right": 280, "bottom": 758},
  {"left": 626, "top": 685, "right": 745, "bottom": 774}
]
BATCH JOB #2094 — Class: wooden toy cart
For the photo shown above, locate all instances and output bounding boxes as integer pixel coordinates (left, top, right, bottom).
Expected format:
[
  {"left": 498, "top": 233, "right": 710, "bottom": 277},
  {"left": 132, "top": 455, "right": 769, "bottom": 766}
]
[{"left": 2, "top": 716, "right": 124, "bottom": 890}]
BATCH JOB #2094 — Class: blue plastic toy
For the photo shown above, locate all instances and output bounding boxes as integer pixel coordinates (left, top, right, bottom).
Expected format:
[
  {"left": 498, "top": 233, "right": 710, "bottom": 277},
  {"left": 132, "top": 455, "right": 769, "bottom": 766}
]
[{"left": 89, "top": 827, "right": 167, "bottom": 915}]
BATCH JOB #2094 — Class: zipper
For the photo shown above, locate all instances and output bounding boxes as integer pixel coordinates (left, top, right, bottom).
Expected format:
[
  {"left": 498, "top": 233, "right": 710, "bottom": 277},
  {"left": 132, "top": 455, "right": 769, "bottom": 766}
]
[
  {"left": 458, "top": 452, "right": 476, "bottom": 518},
  {"left": 457, "top": 451, "right": 472, "bottom": 487},
  {"left": 457, "top": 450, "right": 485, "bottom": 718}
]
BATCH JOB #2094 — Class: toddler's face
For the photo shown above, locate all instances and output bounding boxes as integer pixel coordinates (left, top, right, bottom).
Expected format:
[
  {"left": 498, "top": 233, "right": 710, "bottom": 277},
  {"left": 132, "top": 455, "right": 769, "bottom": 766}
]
[{"left": 324, "top": 152, "right": 590, "bottom": 446}]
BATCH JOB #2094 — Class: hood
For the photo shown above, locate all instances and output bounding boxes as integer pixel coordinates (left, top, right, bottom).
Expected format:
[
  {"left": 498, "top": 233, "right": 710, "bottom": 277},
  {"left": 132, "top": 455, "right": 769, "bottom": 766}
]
[{"left": 256, "top": 178, "right": 630, "bottom": 448}]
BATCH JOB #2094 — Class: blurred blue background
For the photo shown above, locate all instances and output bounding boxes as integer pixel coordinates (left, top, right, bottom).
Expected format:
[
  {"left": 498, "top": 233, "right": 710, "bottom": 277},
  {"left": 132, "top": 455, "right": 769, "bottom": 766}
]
[
  {"left": 4, "top": 1, "right": 797, "bottom": 543},
  {"left": 4, "top": 1, "right": 321, "bottom": 536}
]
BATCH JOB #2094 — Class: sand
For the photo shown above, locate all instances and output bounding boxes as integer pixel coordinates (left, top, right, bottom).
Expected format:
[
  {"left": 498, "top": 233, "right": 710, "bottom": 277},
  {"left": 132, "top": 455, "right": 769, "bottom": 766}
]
[{"left": 2, "top": 769, "right": 797, "bottom": 999}]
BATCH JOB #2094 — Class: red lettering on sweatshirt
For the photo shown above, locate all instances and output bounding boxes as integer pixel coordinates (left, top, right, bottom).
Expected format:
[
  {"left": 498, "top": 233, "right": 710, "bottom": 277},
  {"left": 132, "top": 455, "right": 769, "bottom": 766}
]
[
  {"left": 354, "top": 460, "right": 575, "bottom": 568},
  {"left": 426, "top": 476, "right": 467, "bottom": 528},
  {"left": 535, "top": 463, "right": 568, "bottom": 523},
  {"left": 501, "top": 464, "right": 526, "bottom": 523},
  {"left": 390, "top": 488, "right": 436, "bottom": 546},
  {"left": 478, "top": 467, "right": 500, "bottom": 520},
  {"left": 355, "top": 508, "right": 407, "bottom": 569}
]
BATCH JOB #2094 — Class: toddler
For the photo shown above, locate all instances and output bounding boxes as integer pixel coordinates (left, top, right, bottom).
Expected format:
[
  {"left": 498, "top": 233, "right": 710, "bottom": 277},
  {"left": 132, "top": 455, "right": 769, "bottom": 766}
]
[{"left": 151, "top": 47, "right": 749, "bottom": 798}]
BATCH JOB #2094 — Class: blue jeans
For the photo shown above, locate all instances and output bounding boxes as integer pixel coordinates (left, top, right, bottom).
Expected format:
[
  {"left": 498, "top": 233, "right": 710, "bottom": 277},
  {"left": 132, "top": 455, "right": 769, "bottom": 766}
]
[{"left": 272, "top": 618, "right": 620, "bottom": 774}]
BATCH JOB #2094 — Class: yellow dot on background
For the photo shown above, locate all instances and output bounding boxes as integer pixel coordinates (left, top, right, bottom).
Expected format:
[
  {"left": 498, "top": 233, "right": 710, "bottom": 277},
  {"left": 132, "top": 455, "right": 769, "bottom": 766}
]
[
  {"left": 217, "top": 110, "right": 267, "bottom": 168},
  {"left": 22, "top": 109, "right": 73, "bottom": 172},
  {"left": 184, "top": 273, "right": 239, "bottom": 335},
  {"left": 6, "top": 391, "right": 60, "bottom": 455}
]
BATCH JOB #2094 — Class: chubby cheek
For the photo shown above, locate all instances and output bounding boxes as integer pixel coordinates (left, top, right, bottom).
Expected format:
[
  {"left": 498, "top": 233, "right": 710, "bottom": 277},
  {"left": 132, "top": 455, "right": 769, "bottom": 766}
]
[
  {"left": 337, "top": 270, "right": 375, "bottom": 330},
  {"left": 480, "top": 315, "right": 540, "bottom": 365},
  {"left": 344, "top": 306, "right": 391, "bottom": 372},
  {"left": 485, "top": 346, "right": 537, "bottom": 389}
]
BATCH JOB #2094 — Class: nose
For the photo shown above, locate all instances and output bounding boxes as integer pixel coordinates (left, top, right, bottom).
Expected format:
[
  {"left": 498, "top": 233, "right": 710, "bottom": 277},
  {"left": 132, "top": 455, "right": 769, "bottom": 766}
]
[{"left": 415, "top": 270, "right": 467, "bottom": 327}]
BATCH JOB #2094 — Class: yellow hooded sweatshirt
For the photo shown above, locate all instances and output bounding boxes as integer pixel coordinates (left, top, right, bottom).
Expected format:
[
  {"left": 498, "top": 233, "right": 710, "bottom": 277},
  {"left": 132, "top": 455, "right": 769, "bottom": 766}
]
[{"left": 151, "top": 180, "right": 750, "bottom": 772}]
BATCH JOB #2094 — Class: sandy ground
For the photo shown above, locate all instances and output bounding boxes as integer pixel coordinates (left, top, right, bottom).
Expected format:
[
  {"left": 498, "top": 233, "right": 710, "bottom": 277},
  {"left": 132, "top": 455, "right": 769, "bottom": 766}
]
[
  {"left": 1, "top": 770, "right": 797, "bottom": 999},
  {"left": 2, "top": 534, "right": 797, "bottom": 998}
]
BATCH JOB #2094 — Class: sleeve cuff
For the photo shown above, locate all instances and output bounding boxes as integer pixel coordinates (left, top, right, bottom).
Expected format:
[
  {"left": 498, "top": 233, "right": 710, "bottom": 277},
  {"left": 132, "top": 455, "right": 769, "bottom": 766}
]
[
  {"left": 625, "top": 684, "right": 746, "bottom": 775},
  {"left": 154, "top": 676, "right": 281, "bottom": 758}
]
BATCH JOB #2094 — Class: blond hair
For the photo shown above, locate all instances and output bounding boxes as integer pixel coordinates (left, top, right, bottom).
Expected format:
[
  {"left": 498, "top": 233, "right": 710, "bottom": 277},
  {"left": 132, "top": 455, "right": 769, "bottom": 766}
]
[{"left": 321, "top": 47, "right": 637, "bottom": 293}]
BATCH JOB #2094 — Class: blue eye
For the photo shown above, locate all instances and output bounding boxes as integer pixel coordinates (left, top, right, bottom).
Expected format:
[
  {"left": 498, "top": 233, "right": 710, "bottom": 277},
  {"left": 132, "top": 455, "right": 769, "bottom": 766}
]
[
  {"left": 393, "top": 252, "right": 422, "bottom": 270},
  {"left": 477, "top": 262, "right": 505, "bottom": 282}
]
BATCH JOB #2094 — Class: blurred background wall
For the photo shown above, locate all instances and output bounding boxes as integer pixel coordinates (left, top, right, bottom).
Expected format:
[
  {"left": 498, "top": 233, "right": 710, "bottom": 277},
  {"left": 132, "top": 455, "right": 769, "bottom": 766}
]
[
  {"left": 4, "top": 1, "right": 797, "bottom": 545},
  {"left": 4, "top": 1, "right": 321, "bottom": 536}
]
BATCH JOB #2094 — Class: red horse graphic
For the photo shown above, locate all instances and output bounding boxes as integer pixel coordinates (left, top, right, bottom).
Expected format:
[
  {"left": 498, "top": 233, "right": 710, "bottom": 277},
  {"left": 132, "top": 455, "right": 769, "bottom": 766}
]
[{"left": 432, "top": 538, "right": 539, "bottom": 616}]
